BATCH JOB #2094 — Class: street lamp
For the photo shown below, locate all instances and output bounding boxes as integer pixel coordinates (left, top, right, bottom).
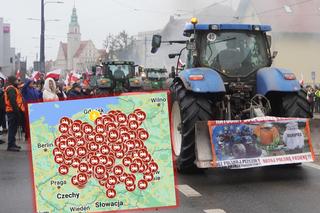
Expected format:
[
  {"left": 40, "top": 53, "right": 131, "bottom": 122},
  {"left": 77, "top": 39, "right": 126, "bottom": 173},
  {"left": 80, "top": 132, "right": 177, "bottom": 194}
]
[{"left": 40, "top": 0, "right": 64, "bottom": 73}]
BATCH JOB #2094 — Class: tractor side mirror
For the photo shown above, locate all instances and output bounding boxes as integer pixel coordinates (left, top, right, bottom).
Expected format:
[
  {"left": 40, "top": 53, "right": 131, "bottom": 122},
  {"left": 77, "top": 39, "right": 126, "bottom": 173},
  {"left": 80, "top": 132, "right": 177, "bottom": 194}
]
[
  {"left": 151, "top": 34, "right": 162, "bottom": 54},
  {"left": 168, "top": 53, "right": 180, "bottom": 59},
  {"left": 267, "top": 35, "right": 272, "bottom": 47}
]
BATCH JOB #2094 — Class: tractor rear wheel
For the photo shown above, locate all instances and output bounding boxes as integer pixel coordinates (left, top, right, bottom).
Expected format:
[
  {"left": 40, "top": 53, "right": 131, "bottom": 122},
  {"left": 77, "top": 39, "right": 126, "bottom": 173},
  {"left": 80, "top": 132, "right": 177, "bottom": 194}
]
[
  {"left": 270, "top": 89, "right": 311, "bottom": 167},
  {"left": 170, "top": 81, "right": 215, "bottom": 173},
  {"left": 281, "top": 90, "right": 313, "bottom": 118}
]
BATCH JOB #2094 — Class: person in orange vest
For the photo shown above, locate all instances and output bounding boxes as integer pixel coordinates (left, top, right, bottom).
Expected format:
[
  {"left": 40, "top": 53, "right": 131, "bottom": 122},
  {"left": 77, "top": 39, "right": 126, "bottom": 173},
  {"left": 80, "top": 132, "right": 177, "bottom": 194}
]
[{"left": 4, "top": 76, "right": 25, "bottom": 151}]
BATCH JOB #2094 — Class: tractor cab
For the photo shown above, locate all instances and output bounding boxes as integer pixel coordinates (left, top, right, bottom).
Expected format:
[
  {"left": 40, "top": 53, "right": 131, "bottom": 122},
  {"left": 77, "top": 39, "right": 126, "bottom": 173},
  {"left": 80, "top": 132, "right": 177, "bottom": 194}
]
[
  {"left": 144, "top": 68, "right": 168, "bottom": 80},
  {"left": 95, "top": 61, "right": 143, "bottom": 94},
  {"left": 142, "top": 68, "right": 170, "bottom": 90}
]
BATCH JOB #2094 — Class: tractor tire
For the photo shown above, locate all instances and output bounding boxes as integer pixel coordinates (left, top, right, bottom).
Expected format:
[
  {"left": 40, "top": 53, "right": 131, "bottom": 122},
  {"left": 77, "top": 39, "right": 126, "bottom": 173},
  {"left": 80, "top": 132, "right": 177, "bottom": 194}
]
[
  {"left": 170, "top": 81, "right": 215, "bottom": 173},
  {"left": 279, "top": 90, "right": 312, "bottom": 118},
  {"left": 271, "top": 90, "right": 311, "bottom": 167}
]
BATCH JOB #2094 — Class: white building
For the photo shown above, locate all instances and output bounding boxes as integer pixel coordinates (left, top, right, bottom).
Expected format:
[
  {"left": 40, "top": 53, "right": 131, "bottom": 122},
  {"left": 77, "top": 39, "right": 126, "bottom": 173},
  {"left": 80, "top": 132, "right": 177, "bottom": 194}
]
[
  {"left": 55, "top": 7, "right": 105, "bottom": 73},
  {"left": 0, "top": 18, "right": 15, "bottom": 77}
]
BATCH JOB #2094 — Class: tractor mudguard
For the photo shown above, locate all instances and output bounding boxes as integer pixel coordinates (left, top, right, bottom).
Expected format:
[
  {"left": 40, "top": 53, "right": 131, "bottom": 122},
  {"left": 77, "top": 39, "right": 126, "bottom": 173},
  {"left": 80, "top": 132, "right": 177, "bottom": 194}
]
[
  {"left": 177, "top": 68, "right": 226, "bottom": 93},
  {"left": 257, "top": 67, "right": 301, "bottom": 95}
]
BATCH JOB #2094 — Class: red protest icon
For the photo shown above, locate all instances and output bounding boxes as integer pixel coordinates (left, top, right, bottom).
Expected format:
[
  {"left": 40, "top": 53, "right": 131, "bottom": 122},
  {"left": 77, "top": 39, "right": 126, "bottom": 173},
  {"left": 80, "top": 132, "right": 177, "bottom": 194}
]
[
  {"left": 76, "top": 146, "right": 87, "bottom": 157},
  {"left": 71, "top": 158, "right": 81, "bottom": 168},
  {"left": 95, "top": 124, "right": 105, "bottom": 133},
  {"left": 71, "top": 175, "right": 79, "bottom": 185},
  {"left": 54, "top": 154, "right": 64, "bottom": 164},
  {"left": 65, "top": 147, "right": 75, "bottom": 158},
  {"left": 144, "top": 173, "right": 154, "bottom": 182},
  {"left": 129, "top": 163, "right": 139, "bottom": 173},
  {"left": 58, "top": 164, "right": 69, "bottom": 175},
  {"left": 107, "top": 175, "right": 118, "bottom": 185},
  {"left": 117, "top": 113, "right": 127, "bottom": 123},
  {"left": 88, "top": 142, "right": 99, "bottom": 152},
  {"left": 113, "top": 165, "right": 124, "bottom": 176},
  {"left": 108, "top": 129, "right": 119, "bottom": 142},
  {"left": 122, "top": 156, "right": 133, "bottom": 167},
  {"left": 59, "top": 123, "right": 69, "bottom": 134},
  {"left": 128, "top": 120, "right": 139, "bottom": 130},
  {"left": 126, "top": 184, "right": 136, "bottom": 192},
  {"left": 89, "top": 156, "right": 100, "bottom": 166},
  {"left": 100, "top": 145, "right": 110, "bottom": 155},
  {"left": 53, "top": 147, "right": 62, "bottom": 156},
  {"left": 125, "top": 176, "right": 135, "bottom": 187},
  {"left": 78, "top": 162, "right": 89, "bottom": 173},
  {"left": 60, "top": 117, "right": 71, "bottom": 125},
  {"left": 95, "top": 165, "right": 106, "bottom": 175},
  {"left": 83, "top": 124, "right": 94, "bottom": 134},
  {"left": 115, "top": 150, "right": 125, "bottom": 159},
  {"left": 138, "top": 130, "right": 149, "bottom": 141},
  {"left": 71, "top": 122, "right": 81, "bottom": 133},
  {"left": 136, "top": 110, "right": 146, "bottom": 121},
  {"left": 138, "top": 179, "right": 148, "bottom": 190},
  {"left": 77, "top": 173, "right": 88, "bottom": 185},
  {"left": 106, "top": 188, "right": 117, "bottom": 199}
]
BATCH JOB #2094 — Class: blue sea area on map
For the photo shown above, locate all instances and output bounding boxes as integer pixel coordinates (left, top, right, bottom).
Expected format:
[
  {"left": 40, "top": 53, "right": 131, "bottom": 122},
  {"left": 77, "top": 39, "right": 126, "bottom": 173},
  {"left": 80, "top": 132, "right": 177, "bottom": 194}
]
[{"left": 28, "top": 97, "right": 119, "bottom": 126}]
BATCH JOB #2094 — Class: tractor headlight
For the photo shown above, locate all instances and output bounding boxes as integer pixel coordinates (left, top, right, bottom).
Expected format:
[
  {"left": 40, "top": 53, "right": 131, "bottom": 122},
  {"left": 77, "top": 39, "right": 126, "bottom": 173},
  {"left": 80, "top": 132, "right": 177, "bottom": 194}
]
[
  {"left": 283, "top": 73, "right": 296, "bottom": 80},
  {"left": 189, "top": 74, "right": 204, "bottom": 81}
]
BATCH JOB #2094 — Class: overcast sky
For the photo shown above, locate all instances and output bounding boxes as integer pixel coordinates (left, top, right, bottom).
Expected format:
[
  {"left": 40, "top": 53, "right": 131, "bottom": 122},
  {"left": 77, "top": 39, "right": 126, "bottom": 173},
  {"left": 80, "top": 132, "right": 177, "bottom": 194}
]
[{"left": 0, "top": 0, "right": 237, "bottom": 65}]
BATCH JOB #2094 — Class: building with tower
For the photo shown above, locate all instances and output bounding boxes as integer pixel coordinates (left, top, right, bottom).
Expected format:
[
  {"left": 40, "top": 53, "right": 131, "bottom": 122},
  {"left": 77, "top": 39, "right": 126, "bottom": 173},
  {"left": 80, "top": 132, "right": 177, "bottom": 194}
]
[{"left": 54, "top": 7, "right": 106, "bottom": 73}]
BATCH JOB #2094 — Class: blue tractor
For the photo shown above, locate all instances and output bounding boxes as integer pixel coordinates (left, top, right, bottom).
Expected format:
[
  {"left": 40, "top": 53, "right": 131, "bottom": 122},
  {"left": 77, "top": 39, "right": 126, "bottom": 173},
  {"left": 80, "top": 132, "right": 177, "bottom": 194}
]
[{"left": 151, "top": 18, "right": 312, "bottom": 173}]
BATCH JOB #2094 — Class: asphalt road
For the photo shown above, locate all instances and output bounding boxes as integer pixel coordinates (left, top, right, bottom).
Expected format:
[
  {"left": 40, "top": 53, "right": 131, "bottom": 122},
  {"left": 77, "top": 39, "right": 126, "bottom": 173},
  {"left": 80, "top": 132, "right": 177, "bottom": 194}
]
[{"left": 1, "top": 143, "right": 320, "bottom": 213}]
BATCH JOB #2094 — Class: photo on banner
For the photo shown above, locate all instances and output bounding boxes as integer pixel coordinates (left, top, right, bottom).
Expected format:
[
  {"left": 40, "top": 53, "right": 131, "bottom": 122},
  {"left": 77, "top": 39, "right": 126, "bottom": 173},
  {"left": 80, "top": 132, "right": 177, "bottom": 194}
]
[{"left": 208, "top": 117, "right": 314, "bottom": 169}]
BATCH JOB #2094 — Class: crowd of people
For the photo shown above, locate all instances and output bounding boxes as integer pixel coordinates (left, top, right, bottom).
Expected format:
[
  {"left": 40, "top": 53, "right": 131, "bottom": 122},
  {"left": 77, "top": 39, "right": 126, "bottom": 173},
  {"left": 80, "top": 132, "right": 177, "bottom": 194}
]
[
  {"left": 0, "top": 75, "right": 93, "bottom": 151},
  {"left": 0, "top": 73, "right": 320, "bottom": 152},
  {"left": 306, "top": 85, "right": 320, "bottom": 114}
]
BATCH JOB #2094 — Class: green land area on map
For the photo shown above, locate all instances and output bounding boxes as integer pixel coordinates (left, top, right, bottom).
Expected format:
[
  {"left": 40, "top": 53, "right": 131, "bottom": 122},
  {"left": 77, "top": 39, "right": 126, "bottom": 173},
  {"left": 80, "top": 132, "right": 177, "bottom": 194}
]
[{"left": 28, "top": 92, "right": 176, "bottom": 213}]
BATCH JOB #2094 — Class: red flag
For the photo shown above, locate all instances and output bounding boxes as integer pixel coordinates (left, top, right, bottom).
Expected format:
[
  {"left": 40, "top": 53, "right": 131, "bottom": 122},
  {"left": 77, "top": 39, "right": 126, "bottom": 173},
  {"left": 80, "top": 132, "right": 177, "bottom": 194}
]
[
  {"left": 31, "top": 71, "right": 41, "bottom": 81},
  {"left": 178, "top": 59, "right": 185, "bottom": 69},
  {"left": 16, "top": 70, "right": 21, "bottom": 79},
  {"left": 46, "top": 69, "right": 61, "bottom": 80}
]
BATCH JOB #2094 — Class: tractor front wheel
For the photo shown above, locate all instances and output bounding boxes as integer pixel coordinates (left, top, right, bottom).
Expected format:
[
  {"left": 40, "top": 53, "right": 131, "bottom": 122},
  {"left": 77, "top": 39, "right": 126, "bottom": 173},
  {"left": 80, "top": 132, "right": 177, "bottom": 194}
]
[{"left": 170, "top": 81, "right": 215, "bottom": 173}]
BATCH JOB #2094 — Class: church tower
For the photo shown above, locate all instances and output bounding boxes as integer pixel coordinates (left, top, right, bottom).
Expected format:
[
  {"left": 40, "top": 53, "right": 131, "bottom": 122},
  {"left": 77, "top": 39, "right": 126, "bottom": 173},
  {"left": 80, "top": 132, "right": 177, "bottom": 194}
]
[{"left": 67, "top": 7, "right": 81, "bottom": 70}]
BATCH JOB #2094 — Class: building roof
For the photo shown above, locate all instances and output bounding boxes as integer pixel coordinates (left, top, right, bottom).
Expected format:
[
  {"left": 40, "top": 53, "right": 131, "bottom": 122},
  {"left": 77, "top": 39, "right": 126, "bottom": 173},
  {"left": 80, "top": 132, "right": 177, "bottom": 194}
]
[
  {"left": 60, "top": 42, "right": 68, "bottom": 59},
  {"left": 74, "top": 40, "right": 89, "bottom": 58},
  {"left": 236, "top": 0, "right": 320, "bottom": 33},
  {"left": 59, "top": 40, "right": 91, "bottom": 59}
]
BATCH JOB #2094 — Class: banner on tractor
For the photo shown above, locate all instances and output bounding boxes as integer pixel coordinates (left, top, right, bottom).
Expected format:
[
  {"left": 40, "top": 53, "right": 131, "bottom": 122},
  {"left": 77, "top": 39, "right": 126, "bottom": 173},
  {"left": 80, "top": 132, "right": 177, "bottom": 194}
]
[
  {"left": 27, "top": 91, "right": 177, "bottom": 213},
  {"left": 208, "top": 117, "right": 314, "bottom": 169}
]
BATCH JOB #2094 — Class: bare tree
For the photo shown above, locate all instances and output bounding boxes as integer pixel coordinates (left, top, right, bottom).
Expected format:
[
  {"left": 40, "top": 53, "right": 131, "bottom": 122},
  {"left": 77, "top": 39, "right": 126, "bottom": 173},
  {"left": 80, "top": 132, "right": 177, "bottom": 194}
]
[{"left": 103, "top": 30, "right": 136, "bottom": 60}]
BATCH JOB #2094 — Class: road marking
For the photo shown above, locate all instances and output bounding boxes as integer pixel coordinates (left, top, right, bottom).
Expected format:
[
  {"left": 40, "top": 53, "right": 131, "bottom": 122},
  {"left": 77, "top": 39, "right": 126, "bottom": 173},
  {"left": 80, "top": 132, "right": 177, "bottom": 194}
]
[
  {"left": 203, "top": 209, "right": 226, "bottom": 213},
  {"left": 304, "top": 162, "right": 320, "bottom": 170},
  {"left": 177, "top": 184, "right": 201, "bottom": 197}
]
